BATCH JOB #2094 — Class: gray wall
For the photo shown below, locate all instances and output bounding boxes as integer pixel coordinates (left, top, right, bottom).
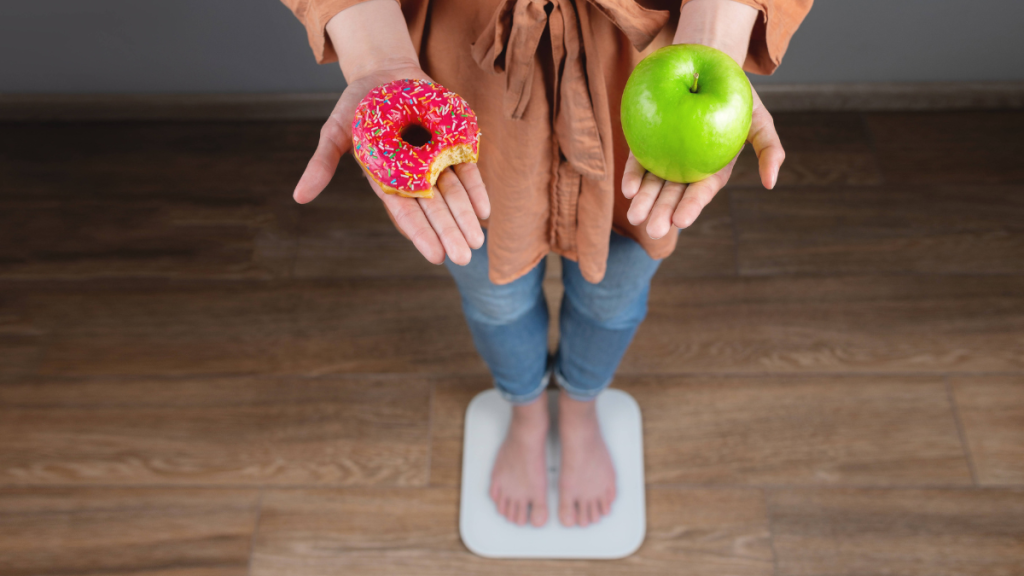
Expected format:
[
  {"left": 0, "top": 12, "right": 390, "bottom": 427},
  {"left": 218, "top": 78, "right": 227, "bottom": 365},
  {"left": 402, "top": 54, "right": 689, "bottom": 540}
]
[{"left": 1, "top": 0, "right": 1022, "bottom": 94}]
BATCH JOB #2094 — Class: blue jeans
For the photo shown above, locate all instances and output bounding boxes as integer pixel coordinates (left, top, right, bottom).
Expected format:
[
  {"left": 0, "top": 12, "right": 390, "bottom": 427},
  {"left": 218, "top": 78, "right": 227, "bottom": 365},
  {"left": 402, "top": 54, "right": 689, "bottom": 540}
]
[{"left": 445, "top": 229, "right": 663, "bottom": 404}]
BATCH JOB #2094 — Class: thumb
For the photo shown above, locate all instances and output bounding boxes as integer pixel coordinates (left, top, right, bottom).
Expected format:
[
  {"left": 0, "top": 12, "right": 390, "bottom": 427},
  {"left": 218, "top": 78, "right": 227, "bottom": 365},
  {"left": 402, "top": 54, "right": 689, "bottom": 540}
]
[
  {"left": 293, "top": 89, "right": 361, "bottom": 204},
  {"left": 747, "top": 87, "right": 785, "bottom": 190}
]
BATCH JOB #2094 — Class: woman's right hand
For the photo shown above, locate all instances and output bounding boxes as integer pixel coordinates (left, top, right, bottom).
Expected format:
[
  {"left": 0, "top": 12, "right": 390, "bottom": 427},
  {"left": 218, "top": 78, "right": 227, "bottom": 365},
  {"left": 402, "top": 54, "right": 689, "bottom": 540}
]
[
  {"left": 292, "top": 0, "right": 489, "bottom": 266},
  {"left": 292, "top": 66, "right": 490, "bottom": 266}
]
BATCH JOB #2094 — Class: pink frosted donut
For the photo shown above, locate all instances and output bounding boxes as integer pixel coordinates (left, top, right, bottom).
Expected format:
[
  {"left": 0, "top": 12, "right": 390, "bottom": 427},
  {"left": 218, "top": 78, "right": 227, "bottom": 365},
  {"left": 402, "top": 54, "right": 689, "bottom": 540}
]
[{"left": 351, "top": 78, "right": 480, "bottom": 199}]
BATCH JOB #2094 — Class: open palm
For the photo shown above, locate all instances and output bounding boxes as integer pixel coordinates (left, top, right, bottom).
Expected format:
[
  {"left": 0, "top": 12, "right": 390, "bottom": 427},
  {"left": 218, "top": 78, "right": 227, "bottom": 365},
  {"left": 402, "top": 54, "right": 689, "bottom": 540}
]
[
  {"left": 292, "top": 65, "right": 490, "bottom": 266},
  {"left": 622, "top": 85, "right": 785, "bottom": 239}
]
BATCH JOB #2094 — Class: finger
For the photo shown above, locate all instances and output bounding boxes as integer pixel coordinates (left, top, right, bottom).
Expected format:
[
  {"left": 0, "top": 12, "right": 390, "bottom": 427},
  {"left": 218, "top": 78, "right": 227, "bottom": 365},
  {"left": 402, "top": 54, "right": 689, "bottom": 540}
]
[
  {"left": 453, "top": 162, "right": 491, "bottom": 220},
  {"left": 748, "top": 87, "right": 785, "bottom": 190},
  {"left": 437, "top": 167, "right": 485, "bottom": 249},
  {"left": 671, "top": 166, "right": 730, "bottom": 230},
  {"left": 375, "top": 181, "right": 446, "bottom": 265},
  {"left": 621, "top": 151, "right": 647, "bottom": 199},
  {"left": 293, "top": 95, "right": 358, "bottom": 204},
  {"left": 646, "top": 180, "right": 686, "bottom": 239},
  {"left": 418, "top": 187, "right": 472, "bottom": 266},
  {"left": 626, "top": 171, "right": 666, "bottom": 226}
]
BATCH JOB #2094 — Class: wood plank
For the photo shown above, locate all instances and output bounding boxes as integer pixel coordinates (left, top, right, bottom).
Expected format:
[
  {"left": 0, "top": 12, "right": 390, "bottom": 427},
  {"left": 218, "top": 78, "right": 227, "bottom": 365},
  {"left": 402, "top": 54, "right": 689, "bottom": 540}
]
[
  {"left": 0, "top": 376, "right": 430, "bottom": 486},
  {"left": 286, "top": 279, "right": 484, "bottom": 375},
  {"left": 292, "top": 155, "right": 449, "bottom": 278},
  {"left": 0, "top": 122, "right": 318, "bottom": 198},
  {"left": 251, "top": 487, "right": 773, "bottom": 575},
  {"left": 20, "top": 278, "right": 484, "bottom": 376},
  {"left": 0, "top": 290, "right": 44, "bottom": 378},
  {"left": 951, "top": 375, "right": 1024, "bottom": 486},
  {"left": 768, "top": 488, "right": 1024, "bottom": 576},
  {"left": 17, "top": 275, "right": 1024, "bottom": 380},
  {"left": 729, "top": 112, "right": 882, "bottom": 187},
  {"left": 0, "top": 487, "right": 259, "bottom": 576},
  {"left": 654, "top": 190, "right": 737, "bottom": 277},
  {"left": 429, "top": 377, "right": 496, "bottom": 487},
  {"left": 621, "top": 375, "right": 970, "bottom": 486},
  {"left": 0, "top": 195, "right": 298, "bottom": 280},
  {"left": 866, "top": 111, "right": 1024, "bottom": 185},
  {"left": 733, "top": 184, "right": 1024, "bottom": 275},
  {"left": 0, "top": 122, "right": 316, "bottom": 279},
  {"left": 622, "top": 275, "right": 1024, "bottom": 374}
]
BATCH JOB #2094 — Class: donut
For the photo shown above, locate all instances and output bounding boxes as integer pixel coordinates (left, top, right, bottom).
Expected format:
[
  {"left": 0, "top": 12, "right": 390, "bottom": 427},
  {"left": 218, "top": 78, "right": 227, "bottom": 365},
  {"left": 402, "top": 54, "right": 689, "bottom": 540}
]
[{"left": 351, "top": 78, "right": 480, "bottom": 199}]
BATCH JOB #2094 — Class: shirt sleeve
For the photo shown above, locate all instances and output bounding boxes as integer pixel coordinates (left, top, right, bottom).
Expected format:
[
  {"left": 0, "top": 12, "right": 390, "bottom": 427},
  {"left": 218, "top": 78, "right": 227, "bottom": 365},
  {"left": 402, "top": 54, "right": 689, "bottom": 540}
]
[
  {"left": 680, "top": 0, "right": 813, "bottom": 75},
  {"left": 279, "top": 0, "right": 401, "bottom": 64}
]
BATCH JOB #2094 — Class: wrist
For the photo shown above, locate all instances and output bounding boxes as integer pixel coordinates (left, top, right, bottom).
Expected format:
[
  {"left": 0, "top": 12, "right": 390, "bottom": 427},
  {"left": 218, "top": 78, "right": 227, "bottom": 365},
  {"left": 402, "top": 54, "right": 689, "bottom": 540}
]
[
  {"left": 345, "top": 58, "right": 424, "bottom": 85},
  {"left": 674, "top": 0, "right": 759, "bottom": 66},
  {"left": 325, "top": 0, "right": 420, "bottom": 82}
]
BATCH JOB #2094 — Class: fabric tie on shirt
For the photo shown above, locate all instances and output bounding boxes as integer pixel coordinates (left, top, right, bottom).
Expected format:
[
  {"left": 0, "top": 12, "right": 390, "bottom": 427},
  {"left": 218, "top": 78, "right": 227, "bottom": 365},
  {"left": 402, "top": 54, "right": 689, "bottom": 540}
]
[{"left": 471, "top": 0, "right": 669, "bottom": 182}]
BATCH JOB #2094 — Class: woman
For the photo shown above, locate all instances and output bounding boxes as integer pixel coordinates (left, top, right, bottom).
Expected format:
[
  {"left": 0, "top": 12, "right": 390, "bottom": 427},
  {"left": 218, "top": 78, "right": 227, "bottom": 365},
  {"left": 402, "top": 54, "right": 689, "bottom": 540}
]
[{"left": 282, "top": 0, "right": 810, "bottom": 528}]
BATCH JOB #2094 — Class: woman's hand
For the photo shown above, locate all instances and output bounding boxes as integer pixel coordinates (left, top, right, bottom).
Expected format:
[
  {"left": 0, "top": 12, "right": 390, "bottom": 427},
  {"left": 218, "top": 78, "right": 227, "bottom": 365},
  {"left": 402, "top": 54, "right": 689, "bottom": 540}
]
[
  {"left": 293, "top": 65, "right": 490, "bottom": 266},
  {"left": 291, "top": 0, "right": 489, "bottom": 266},
  {"left": 623, "top": 0, "right": 784, "bottom": 239},
  {"left": 621, "top": 84, "right": 784, "bottom": 239}
]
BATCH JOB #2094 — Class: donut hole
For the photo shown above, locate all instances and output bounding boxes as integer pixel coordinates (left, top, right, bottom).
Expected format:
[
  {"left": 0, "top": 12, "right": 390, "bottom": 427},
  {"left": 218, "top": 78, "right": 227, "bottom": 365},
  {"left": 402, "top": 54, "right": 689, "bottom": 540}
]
[{"left": 400, "top": 124, "right": 432, "bottom": 147}]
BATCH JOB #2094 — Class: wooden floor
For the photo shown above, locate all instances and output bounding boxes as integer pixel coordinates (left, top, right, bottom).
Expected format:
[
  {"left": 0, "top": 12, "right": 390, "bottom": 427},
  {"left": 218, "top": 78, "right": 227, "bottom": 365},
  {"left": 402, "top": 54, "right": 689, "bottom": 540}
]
[{"left": 1, "top": 111, "right": 1023, "bottom": 575}]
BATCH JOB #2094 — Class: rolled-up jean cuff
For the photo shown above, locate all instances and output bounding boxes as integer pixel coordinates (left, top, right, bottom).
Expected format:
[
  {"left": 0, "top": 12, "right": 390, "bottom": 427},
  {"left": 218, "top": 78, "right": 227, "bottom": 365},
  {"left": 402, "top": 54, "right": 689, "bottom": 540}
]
[
  {"left": 499, "top": 370, "right": 551, "bottom": 405},
  {"left": 552, "top": 369, "right": 607, "bottom": 402}
]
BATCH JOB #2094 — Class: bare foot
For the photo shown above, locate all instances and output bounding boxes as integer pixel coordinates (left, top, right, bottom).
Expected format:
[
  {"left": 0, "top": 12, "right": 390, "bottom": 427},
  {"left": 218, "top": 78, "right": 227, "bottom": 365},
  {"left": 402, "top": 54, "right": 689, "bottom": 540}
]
[
  {"left": 489, "top": 394, "right": 550, "bottom": 527},
  {"left": 558, "top": 391, "right": 616, "bottom": 527}
]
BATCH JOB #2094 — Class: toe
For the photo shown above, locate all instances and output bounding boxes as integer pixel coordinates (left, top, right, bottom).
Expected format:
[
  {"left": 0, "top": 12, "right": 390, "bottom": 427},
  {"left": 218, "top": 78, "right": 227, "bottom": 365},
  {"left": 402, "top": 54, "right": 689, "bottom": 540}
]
[
  {"left": 498, "top": 497, "right": 509, "bottom": 517},
  {"left": 559, "top": 497, "right": 576, "bottom": 527},
  {"left": 506, "top": 499, "right": 517, "bottom": 523},
  {"left": 490, "top": 481, "right": 500, "bottom": 504},
  {"left": 514, "top": 501, "right": 528, "bottom": 526},
  {"left": 530, "top": 499, "right": 549, "bottom": 527},
  {"left": 577, "top": 501, "right": 590, "bottom": 528}
]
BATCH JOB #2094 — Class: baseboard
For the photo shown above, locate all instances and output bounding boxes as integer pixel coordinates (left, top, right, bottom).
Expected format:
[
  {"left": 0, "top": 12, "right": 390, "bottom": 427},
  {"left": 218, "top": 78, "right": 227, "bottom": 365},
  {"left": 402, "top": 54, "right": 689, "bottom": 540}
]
[
  {"left": 2, "top": 82, "right": 1023, "bottom": 122},
  {"left": 755, "top": 82, "right": 1024, "bottom": 112},
  {"left": 0, "top": 93, "right": 341, "bottom": 122}
]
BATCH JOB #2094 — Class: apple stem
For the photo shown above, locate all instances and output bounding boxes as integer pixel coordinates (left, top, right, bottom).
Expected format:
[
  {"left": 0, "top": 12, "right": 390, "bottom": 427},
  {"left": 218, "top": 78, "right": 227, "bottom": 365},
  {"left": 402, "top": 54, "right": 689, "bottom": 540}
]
[{"left": 691, "top": 73, "right": 699, "bottom": 93}]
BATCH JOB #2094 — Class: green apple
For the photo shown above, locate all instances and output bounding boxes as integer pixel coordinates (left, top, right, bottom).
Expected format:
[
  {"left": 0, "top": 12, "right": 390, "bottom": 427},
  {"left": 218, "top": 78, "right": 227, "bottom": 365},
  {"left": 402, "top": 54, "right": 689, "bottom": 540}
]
[{"left": 621, "top": 44, "right": 752, "bottom": 183}]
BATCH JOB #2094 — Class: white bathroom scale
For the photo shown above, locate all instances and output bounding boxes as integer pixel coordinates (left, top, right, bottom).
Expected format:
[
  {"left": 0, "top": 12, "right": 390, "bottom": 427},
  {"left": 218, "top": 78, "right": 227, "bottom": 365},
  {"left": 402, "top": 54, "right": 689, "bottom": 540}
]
[{"left": 459, "top": 388, "right": 646, "bottom": 559}]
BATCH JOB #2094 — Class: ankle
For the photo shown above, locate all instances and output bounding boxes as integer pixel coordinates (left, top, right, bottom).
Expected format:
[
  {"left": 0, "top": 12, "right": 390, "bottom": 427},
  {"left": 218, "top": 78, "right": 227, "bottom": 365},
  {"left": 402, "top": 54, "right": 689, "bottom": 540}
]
[
  {"left": 509, "top": 397, "right": 549, "bottom": 440},
  {"left": 558, "top": 391, "right": 597, "bottom": 421},
  {"left": 509, "top": 416, "right": 548, "bottom": 443}
]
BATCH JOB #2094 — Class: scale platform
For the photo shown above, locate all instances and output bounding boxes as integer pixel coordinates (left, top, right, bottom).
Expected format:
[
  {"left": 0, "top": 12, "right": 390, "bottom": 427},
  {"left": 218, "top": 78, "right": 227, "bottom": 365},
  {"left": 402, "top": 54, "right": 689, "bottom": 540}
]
[{"left": 459, "top": 388, "right": 646, "bottom": 559}]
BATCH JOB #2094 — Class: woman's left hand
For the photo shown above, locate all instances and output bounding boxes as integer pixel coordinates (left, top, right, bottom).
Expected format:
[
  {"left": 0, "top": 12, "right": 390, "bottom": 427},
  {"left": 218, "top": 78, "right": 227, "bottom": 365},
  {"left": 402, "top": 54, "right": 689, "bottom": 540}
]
[{"left": 621, "top": 83, "right": 785, "bottom": 239}]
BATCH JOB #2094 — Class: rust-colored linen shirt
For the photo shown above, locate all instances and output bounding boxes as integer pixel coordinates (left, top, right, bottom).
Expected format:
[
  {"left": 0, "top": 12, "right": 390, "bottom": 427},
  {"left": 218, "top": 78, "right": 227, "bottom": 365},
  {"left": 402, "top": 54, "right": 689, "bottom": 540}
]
[{"left": 282, "top": 0, "right": 811, "bottom": 284}]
